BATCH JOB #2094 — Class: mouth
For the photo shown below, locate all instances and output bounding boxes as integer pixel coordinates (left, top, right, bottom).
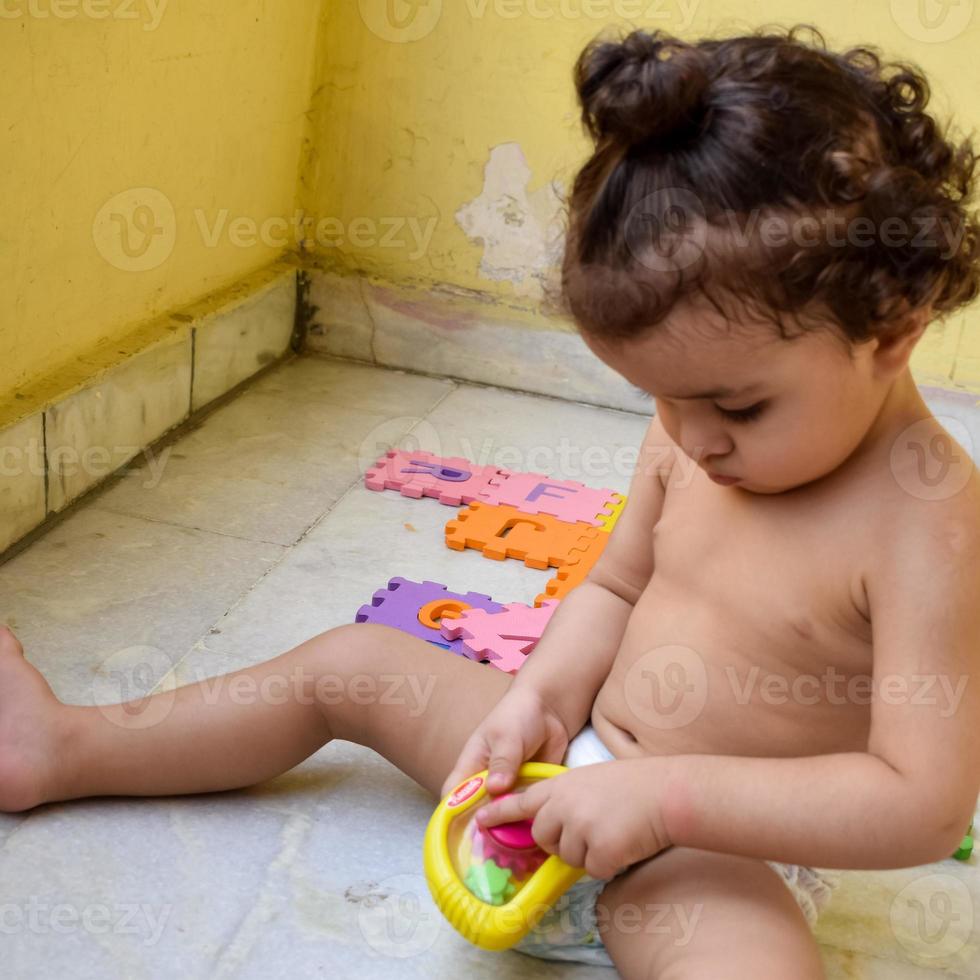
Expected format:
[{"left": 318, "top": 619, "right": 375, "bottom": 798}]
[{"left": 707, "top": 471, "right": 741, "bottom": 486}]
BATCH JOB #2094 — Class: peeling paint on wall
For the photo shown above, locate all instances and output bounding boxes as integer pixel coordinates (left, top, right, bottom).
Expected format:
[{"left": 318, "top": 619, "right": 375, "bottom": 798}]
[{"left": 454, "top": 143, "right": 565, "bottom": 301}]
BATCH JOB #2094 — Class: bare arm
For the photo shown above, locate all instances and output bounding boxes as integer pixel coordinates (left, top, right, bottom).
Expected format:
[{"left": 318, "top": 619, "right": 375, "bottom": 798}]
[{"left": 511, "top": 413, "right": 675, "bottom": 735}]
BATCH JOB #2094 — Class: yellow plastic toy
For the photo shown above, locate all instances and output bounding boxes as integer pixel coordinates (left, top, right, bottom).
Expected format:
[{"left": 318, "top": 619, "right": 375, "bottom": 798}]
[{"left": 423, "top": 762, "right": 586, "bottom": 951}]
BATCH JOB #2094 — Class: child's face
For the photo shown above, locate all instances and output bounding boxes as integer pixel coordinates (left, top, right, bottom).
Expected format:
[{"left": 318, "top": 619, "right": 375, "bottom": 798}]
[{"left": 583, "top": 305, "right": 892, "bottom": 495}]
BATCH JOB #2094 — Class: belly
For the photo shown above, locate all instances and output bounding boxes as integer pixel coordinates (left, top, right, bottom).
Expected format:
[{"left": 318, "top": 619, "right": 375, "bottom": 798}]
[{"left": 591, "top": 575, "right": 873, "bottom": 760}]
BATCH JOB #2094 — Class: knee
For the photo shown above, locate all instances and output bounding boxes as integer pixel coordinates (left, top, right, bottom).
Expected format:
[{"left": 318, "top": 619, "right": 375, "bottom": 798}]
[
  {"left": 302, "top": 622, "right": 403, "bottom": 675},
  {"left": 301, "top": 622, "right": 439, "bottom": 694}
]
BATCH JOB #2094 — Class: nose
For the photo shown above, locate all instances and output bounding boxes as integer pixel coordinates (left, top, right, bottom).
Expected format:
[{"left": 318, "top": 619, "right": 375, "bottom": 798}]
[{"left": 676, "top": 418, "right": 734, "bottom": 466}]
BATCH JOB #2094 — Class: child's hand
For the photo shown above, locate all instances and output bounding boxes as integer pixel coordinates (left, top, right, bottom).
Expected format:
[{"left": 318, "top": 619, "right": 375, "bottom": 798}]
[
  {"left": 475, "top": 760, "right": 673, "bottom": 879},
  {"left": 440, "top": 686, "right": 570, "bottom": 799}
]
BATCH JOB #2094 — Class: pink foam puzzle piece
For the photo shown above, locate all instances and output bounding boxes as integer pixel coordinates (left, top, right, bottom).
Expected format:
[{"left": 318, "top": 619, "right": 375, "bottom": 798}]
[
  {"left": 477, "top": 471, "right": 622, "bottom": 526},
  {"left": 439, "top": 600, "right": 561, "bottom": 673},
  {"left": 364, "top": 449, "right": 507, "bottom": 506}
]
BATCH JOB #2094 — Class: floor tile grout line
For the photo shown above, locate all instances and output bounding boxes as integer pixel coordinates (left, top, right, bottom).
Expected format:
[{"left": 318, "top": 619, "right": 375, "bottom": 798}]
[
  {"left": 142, "top": 365, "right": 644, "bottom": 693},
  {"left": 87, "top": 505, "right": 291, "bottom": 550},
  {"left": 146, "top": 397, "right": 463, "bottom": 696}
]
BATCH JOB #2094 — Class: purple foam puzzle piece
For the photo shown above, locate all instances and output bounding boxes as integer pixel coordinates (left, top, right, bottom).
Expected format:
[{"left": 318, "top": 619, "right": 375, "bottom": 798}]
[{"left": 354, "top": 576, "right": 505, "bottom": 655}]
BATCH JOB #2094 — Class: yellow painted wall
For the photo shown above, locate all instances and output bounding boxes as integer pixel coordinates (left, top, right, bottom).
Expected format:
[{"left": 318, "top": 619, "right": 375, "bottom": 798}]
[
  {"left": 0, "top": 1, "right": 321, "bottom": 406},
  {"left": 301, "top": 1, "right": 980, "bottom": 390},
  {"left": 4, "top": 1, "right": 979, "bottom": 407}
]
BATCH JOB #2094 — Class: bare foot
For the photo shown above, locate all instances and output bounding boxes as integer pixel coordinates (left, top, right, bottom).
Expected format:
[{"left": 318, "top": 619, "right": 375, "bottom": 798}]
[{"left": 0, "top": 626, "right": 68, "bottom": 812}]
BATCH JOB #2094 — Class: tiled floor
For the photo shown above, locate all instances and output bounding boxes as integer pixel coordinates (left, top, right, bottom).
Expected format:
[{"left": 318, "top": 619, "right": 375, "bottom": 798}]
[{"left": 0, "top": 354, "right": 977, "bottom": 979}]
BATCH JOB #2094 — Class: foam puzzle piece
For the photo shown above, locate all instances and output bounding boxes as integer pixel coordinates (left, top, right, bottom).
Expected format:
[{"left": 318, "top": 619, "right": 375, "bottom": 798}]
[
  {"left": 440, "top": 600, "right": 561, "bottom": 673},
  {"left": 355, "top": 577, "right": 504, "bottom": 653},
  {"left": 364, "top": 450, "right": 506, "bottom": 506},
  {"left": 478, "top": 472, "right": 622, "bottom": 526},
  {"left": 598, "top": 494, "right": 627, "bottom": 533},
  {"left": 534, "top": 530, "right": 608, "bottom": 606},
  {"left": 444, "top": 501, "right": 596, "bottom": 570}
]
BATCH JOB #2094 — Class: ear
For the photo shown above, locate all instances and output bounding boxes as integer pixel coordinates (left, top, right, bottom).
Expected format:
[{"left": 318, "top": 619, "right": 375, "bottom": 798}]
[{"left": 870, "top": 303, "right": 933, "bottom": 378}]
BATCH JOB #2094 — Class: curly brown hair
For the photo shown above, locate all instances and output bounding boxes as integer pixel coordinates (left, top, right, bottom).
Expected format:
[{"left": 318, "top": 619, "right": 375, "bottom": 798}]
[{"left": 552, "top": 23, "right": 980, "bottom": 346}]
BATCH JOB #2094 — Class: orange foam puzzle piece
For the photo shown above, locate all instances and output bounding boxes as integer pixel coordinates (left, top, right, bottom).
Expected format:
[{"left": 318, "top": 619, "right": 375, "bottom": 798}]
[
  {"left": 444, "top": 501, "right": 596, "bottom": 571},
  {"left": 534, "top": 529, "right": 608, "bottom": 605}
]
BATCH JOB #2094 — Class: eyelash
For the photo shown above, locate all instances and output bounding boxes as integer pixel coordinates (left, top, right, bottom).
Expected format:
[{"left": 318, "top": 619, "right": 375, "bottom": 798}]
[
  {"left": 718, "top": 402, "right": 765, "bottom": 424},
  {"left": 632, "top": 386, "right": 766, "bottom": 423}
]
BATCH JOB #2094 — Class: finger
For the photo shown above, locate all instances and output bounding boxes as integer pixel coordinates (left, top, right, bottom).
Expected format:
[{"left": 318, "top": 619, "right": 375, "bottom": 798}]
[
  {"left": 485, "top": 732, "right": 527, "bottom": 794},
  {"left": 477, "top": 783, "right": 545, "bottom": 828},
  {"left": 530, "top": 804, "right": 564, "bottom": 856},
  {"left": 584, "top": 852, "right": 619, "bottom": 881},
  {"left": 440, "top": 734, "right": 490, "bottom": 799},
  {"left": 557, "top": 827, "right": 588, "bottom": 870}
]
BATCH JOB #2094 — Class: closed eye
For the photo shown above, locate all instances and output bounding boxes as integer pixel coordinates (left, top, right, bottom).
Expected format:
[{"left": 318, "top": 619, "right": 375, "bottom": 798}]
[{"left": 718, "top": 401, "right": 766, "bottom": 423}]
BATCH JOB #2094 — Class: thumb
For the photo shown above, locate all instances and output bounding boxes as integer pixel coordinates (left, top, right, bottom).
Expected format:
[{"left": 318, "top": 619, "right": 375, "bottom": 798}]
[
  {"left": 441, "top": 734, "right": 491, "bottom": 800},
  {"left": 484, "top": 732, "right": 525, "bottom": 795}
]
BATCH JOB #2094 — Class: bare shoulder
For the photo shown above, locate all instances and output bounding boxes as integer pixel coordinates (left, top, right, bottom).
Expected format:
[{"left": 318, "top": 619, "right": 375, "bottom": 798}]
[{"left": 865, "top": 416, "right": 980, "bottom": 590}]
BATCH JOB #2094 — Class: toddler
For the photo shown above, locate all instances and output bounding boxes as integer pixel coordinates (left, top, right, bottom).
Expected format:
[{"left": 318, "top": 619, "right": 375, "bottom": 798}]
[{"left": 2, "top": 23, "right": 980, "bottom": 979}]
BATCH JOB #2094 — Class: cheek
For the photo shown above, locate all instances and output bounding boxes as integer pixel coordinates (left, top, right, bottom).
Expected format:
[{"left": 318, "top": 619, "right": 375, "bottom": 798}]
[{"left": 736, "top": 400, "right": 836, "bottom": 474}]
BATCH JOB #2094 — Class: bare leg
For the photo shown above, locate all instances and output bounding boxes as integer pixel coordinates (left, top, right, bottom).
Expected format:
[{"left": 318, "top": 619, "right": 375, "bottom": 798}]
[
  {"left": 597, "top": 847, "right": 826, "bottom": 979},
  {"left": 0, "top": 623, "right": 513, "bottom": 811}
]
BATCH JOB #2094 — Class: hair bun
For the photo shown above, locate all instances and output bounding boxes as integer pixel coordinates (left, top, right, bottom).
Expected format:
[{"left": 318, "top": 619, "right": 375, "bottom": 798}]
[{"left": 574, "top": 29, "right": 712, "bottom": 150}]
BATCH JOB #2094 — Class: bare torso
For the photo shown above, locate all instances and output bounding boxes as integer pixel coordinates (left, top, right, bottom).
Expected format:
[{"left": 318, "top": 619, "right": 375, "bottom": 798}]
[{"left": 593, "top": 450, "right": 885, "bottom": 760}]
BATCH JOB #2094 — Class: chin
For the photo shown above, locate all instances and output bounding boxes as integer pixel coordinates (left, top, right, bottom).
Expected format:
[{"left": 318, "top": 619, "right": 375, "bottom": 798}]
[{"left": 736, "top": 476, "right": 803, "bottom": 495}]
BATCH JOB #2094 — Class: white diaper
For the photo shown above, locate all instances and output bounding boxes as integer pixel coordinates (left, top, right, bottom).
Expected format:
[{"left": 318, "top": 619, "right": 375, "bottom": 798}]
[{"left": 512, "top": 723, "right": 841, "bottom": 967}]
